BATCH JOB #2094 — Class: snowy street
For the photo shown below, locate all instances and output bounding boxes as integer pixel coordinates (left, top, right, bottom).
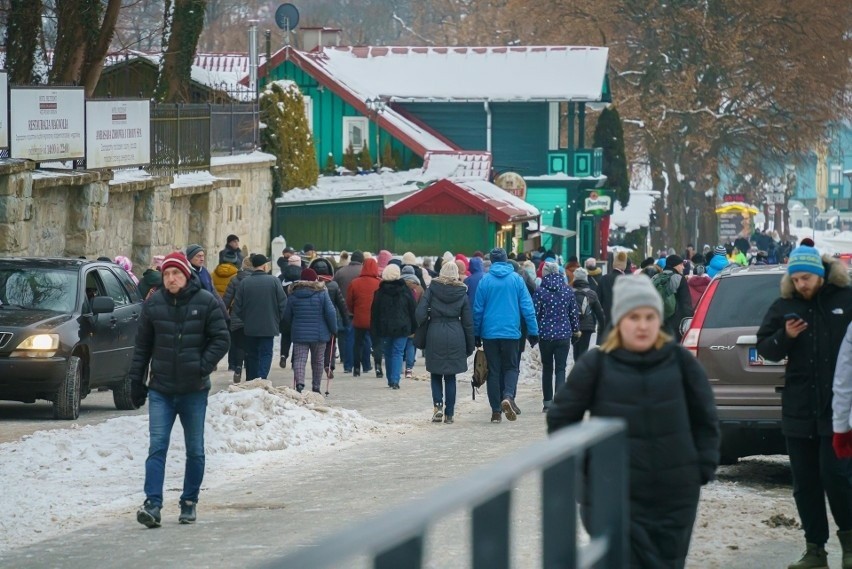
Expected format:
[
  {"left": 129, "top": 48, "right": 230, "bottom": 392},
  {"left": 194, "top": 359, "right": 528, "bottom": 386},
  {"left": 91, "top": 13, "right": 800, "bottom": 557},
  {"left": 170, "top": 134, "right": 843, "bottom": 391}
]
[{"left": 0, "top": 350, "right": 840, "bottom": 568}]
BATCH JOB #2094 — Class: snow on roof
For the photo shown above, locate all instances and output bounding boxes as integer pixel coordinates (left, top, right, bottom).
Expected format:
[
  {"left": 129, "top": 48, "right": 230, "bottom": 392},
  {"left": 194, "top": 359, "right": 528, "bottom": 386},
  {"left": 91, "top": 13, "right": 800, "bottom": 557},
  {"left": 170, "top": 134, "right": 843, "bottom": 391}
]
[
  {"left": 305, "top": 46, "right": 608, "bottom": 102},
  {"left": 422, "top": 151, "right": 492, "bottom": 179},
  {"left": 276, "top": 169, "right": 427, "bottom": 205},
  {"left": 454, "top": 178, "right": 539, "bottom": 219}
]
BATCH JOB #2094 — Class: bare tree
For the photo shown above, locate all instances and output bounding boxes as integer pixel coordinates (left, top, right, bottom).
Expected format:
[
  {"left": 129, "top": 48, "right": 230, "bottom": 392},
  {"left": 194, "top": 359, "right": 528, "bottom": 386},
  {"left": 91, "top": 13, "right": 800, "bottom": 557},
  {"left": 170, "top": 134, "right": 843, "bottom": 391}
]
[{"left": 156, "top": 0, "right": 207, "bottom": 102}]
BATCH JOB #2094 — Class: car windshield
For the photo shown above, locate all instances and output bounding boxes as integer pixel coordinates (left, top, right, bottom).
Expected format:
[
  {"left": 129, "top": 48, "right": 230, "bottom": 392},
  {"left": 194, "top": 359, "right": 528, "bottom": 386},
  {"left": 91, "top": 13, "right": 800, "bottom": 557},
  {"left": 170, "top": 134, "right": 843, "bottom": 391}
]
[{"left": 0, "top": 267, "right": 78, "bottom": 312}]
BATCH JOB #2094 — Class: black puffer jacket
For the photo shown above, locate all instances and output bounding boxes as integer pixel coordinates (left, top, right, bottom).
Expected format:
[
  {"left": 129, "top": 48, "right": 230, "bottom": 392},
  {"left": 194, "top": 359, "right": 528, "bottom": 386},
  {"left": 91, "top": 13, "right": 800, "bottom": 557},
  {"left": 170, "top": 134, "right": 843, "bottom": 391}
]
[
  {"left": 547, "top": 342, "right": 719, "bottom": 568},
  {"left": 416, "top": 278, "right": 474, "bottom": 375},
  {"left": 572, "top": 282, "right": 604, "bottom": 333},
  {"left": 222, "top": 268, "right": 252, "bottom": 331},
  {"left": 129, "top": 276, "right": 230, "bottom": 394},
  {"left": 323, "top": 278, "right": 350, "bottom": 331},
  {"left": 757, "top": 256, "right": 852, "bottom": 437},
  {"left": 371, "top": 279, "right": 417, "bottom": 339}
]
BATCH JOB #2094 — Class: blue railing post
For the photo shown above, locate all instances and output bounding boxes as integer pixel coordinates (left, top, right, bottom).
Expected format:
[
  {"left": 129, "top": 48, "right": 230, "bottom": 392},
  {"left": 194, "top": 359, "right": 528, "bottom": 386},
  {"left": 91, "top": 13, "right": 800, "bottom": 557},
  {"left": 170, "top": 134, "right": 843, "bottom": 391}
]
[
  {"left": 542, "top": 454, "right": 578, "bottom": 569},
  {"left": 375, "top": 535, "right": 424, "bottom": 569},
  {"left": 472, "top": 490, "right": 511, "bottom": 569}
]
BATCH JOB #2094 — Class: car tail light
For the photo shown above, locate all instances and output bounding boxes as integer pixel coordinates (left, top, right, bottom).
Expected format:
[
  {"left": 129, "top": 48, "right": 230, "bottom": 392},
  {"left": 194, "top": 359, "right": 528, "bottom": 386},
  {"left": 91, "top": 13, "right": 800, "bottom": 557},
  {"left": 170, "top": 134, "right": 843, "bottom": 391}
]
[{"left": 682, "top": 278, "right": 719, "bottom": 357}]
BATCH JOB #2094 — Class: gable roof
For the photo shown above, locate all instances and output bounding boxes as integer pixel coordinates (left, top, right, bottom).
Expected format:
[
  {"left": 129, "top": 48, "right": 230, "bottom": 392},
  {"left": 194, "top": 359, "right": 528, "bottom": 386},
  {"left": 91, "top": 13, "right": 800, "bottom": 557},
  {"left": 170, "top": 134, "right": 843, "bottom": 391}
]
[
  {"left": 385, "top": 178, "right": 539, "bottom": 224},
  {"left": 251, "top": 44, "right": 609, "bottom": 157}
]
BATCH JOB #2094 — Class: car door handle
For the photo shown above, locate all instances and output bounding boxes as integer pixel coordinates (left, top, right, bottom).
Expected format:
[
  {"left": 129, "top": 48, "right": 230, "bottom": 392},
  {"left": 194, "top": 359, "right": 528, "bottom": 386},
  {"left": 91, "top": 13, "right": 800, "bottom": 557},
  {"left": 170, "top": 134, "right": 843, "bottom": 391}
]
[
  {"left": 130, "top": 312, "right": 139, "bottom": 320},
  {"left": 736, "top": 335, "right": 758, "bottom": 345},
  {"left": 109, "top": 317, "right": 118, "bottom": 328}
]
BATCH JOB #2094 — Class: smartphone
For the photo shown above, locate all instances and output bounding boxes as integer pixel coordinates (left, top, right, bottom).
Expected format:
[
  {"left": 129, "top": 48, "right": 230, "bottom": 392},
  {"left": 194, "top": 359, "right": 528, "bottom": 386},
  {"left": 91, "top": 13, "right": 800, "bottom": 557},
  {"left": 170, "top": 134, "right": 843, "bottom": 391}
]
[{"left": 784, "top": 313, "right": 802, "bottom": 321}]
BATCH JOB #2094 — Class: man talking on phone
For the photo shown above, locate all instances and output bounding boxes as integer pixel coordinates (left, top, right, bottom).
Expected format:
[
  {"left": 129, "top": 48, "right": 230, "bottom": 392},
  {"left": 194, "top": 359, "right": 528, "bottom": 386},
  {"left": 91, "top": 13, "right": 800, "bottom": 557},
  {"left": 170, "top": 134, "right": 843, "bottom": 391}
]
[{"left": 757, "top": 244, "right": 852, "bottom": 569}]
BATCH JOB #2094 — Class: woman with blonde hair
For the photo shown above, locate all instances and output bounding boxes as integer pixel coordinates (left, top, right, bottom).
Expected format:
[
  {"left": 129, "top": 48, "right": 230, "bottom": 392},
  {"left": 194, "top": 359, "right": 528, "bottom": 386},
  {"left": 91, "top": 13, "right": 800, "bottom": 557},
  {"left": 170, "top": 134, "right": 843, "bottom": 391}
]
[{"left": 546, "top": 273, "right": 719, "bottom": 568}]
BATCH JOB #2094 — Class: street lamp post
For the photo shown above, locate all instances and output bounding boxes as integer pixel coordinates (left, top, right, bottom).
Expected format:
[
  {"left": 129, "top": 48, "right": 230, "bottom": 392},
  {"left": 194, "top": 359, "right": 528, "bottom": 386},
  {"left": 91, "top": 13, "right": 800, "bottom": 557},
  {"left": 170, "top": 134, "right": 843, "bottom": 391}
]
[{"left": 364, "top": 98, "right": 387, "bottom": 169}]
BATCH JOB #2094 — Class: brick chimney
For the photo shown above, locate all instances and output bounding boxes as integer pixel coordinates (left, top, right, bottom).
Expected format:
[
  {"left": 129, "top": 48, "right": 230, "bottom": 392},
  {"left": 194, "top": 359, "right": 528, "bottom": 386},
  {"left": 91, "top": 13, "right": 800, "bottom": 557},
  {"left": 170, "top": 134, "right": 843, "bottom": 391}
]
[{"left": 300, "top": 27, "right": 343, "bottom": 52}]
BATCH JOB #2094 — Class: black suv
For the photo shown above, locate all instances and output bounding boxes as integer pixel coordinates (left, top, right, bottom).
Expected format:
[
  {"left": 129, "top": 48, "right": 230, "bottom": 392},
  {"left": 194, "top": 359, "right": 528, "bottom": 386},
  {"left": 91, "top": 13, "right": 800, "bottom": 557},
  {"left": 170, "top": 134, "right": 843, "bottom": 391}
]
[
  {"left": 0, "top": 258, "right": 143, "bottom": 419},
  {"left": 680, "top": 264, "right": 789, "bottom": 463}
]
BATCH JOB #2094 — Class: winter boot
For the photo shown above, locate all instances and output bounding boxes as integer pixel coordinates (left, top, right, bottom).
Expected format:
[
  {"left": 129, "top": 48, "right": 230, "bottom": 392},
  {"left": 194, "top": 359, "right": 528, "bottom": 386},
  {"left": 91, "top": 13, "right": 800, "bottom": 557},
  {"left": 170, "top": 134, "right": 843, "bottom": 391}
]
[
  {"left": 787, "top": 543, "right": 829, "bottom": 569},
  {"left": 838, "top": 530, "right": 852, "bottom": 569},
  {"left": 432, "top": 403, "right": 444, "bottom": 423},
  {"left": 232, "top": 367, "right": 242, "bottom": 384},
  {"left": 279, "top": 356, "right": 287, "bottom": 369},
  {"left": 510, "top": 398, "right": 522, "bottom": 416},
  {"left": 375, "top": 362, "right": 383, "bottom": 378},
  {"left": 501, "top": 398, "right": 517, "bottom": 421},
  {"left": 353, "top": 367, "right": 361, "bottom": 377},
  {"left": 296, "top": 384, "right": 304, "bottom": 393},
  {"left": 490, "top": 411, "right": 502, "bottom": 423},
  {"left": 444, "top": 415, "right": 454, "bottom": 425},
  {"left": 178, "top": 500, "right": 197, "bottom": 524},
  {"left": 136, "top": 500, "right": 161, "bottom": 528}
]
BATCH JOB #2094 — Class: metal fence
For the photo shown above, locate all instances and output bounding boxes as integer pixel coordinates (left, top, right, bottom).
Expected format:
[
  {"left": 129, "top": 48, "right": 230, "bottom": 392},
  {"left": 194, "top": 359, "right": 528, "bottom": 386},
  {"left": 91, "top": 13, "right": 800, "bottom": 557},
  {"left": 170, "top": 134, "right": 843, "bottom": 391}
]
[
  {"left": 210, "top": 102, "right": 259, "bottom": 156},
  {"left": 259, "top": 418, "right": 628, "bottom": 569},
  {"left": 149, "top": 104, "right": 211, "bottom": 174}
]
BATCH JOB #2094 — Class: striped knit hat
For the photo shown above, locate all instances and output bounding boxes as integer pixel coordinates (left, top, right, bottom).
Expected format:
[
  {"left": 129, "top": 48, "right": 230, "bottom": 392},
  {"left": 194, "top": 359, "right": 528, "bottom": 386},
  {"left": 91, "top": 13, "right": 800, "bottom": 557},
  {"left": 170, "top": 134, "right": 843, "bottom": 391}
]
[
  {"left": 161, "top": 251, "right": 192, "bottom": 280},
  {"left": 714, "top": 245, "right": 727, "bottom": 256}
]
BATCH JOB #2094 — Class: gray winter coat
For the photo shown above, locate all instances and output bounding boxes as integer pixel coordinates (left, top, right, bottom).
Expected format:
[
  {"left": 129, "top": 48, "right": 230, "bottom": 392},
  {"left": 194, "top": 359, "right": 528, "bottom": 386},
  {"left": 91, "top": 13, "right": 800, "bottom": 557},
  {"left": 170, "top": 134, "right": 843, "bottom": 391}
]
[
  {"left": 416, "top": 278, "right": 475, "bottom": 375},
  {"left": 283, "top": 281, "right": 338, "bottom": 344},
  {"left": 234, "top": 270, "right": 288, "bottom": 337},
  {"left": 333, "top": 261, "right": 362, "bottom": 299}
]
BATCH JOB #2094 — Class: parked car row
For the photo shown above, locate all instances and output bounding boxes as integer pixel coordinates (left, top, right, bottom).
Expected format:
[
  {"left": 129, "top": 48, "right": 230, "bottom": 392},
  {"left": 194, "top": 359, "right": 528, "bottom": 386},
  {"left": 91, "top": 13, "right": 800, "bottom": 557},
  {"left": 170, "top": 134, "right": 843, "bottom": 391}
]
[{"left": 0, "top": 258, "right": 143, "bottom": 419}]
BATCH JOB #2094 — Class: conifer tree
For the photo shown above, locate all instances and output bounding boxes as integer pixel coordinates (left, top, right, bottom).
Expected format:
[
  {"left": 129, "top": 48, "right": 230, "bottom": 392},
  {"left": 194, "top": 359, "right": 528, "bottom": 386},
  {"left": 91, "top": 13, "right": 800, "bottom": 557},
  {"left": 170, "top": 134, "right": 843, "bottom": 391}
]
[
  {"left": 342, "top": 144, "right": 358, "bottom": 172},
  {"left": 259, "top": 81, "right": 319, "bottom": 196},
  {"left": 323, "top": 153, "right": 336, "bottom": 175},
  {"left": 593, "top": 106, "right": 630, "bottom": 207},
  {"left": 358, "top": 144, "right": 373, "bottom": 171},
  {"left": 381, "top": 140, "right": 397, "bottom": 170}
]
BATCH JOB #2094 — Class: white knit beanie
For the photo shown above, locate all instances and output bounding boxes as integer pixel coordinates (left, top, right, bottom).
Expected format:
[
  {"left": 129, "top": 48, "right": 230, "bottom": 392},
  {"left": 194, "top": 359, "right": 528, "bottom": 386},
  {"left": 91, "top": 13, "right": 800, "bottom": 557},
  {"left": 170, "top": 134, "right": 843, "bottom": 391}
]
[
  {"left": 382, "top": 264, "right": 401, "bottom": 281},
  {"left": 439, "top": 260, "right": 459, "bottom": 280},
  {"left": 611, "top": 274, "right": 664, "bottom": 325}
]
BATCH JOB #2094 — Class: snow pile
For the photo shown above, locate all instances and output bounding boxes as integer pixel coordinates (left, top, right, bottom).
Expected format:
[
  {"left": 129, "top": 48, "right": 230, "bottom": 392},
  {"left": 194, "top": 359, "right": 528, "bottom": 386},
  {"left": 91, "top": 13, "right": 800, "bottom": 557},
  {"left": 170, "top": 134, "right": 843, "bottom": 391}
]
[
  {"left": 789, "top": 228, "right": 852, "bottom": 256},
  {"left": 0, "top": 382, "right": 386, "bottom": 552}
]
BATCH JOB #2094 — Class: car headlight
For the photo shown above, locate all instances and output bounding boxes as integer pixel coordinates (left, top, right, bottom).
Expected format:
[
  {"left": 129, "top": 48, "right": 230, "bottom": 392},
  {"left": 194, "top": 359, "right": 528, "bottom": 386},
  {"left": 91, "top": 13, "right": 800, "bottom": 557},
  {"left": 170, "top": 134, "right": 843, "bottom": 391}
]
[{"left": 11, "top": 334, "right": 60, "bottom": 358}]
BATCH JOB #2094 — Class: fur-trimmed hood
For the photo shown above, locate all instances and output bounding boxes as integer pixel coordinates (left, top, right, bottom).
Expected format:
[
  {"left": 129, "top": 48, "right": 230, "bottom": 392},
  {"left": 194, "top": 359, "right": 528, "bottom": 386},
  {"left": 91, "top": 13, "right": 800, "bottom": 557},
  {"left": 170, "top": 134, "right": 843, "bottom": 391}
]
[
  {"left": 291, "top": 280, "right": 326, "bottom": 292},
  {"left": 780, "top": 255, "right": 850, "bottom": 299}
]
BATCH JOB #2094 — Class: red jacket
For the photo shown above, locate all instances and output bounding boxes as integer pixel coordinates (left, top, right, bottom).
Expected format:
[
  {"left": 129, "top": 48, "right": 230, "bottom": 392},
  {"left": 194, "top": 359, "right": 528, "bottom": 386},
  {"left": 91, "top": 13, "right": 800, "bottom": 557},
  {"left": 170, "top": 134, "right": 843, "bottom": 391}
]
[
  {"left": 346, "top": 258, "right": 381, "bottom": 329},
  {"left": 687, "top": 274, "right": 711, "bottom": 307}
]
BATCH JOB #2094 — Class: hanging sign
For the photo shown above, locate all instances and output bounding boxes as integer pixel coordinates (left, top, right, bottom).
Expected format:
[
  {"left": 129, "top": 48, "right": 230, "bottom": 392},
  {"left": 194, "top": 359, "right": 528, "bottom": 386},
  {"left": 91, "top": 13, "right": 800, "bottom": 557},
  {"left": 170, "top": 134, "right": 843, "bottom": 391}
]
[
  {"left": 10, "top": 87, "right": 85, "bottom": 161},
  {"left": 86, "top": 100, "right": 151, "bottom": 168},
  {"left": 583, "top": 190, "right": 613, "bottom": 216}
]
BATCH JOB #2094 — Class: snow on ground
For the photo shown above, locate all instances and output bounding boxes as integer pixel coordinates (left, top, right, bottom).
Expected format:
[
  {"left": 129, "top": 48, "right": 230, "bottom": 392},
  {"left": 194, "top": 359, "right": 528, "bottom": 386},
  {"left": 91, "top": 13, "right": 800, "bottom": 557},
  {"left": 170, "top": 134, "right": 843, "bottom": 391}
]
[
  {"left": 789, "top": 227, "right": 852, "bottom": 256},
  {"left": 0, "top": 381, "right": 392, "bottom": 553}
]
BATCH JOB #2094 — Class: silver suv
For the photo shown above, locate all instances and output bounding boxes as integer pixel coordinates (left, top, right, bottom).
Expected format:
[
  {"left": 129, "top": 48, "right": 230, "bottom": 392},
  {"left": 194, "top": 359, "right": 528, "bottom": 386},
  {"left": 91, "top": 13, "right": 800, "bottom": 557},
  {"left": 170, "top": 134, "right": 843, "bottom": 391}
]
[{"left": 681, "top": 264, "right": 788, "bottom": 464}]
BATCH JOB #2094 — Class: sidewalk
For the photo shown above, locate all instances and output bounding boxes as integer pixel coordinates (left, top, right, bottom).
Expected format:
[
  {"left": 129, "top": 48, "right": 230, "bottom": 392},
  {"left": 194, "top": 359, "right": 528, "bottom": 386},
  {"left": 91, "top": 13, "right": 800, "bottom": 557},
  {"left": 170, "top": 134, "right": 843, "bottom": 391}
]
[
  {"left": 0, "top": 357, "right": 821, "bottom": 568},
  {"left": 0, "top": 361, "right": 550, "bottom": 569}
]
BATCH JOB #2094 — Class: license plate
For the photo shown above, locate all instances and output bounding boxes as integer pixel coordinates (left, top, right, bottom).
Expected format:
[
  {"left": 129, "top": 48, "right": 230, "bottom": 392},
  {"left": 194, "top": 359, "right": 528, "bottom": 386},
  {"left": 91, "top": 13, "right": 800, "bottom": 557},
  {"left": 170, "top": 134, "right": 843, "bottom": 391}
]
[{"left": 749, "top": 347, "right": 787, "bottom": 366}]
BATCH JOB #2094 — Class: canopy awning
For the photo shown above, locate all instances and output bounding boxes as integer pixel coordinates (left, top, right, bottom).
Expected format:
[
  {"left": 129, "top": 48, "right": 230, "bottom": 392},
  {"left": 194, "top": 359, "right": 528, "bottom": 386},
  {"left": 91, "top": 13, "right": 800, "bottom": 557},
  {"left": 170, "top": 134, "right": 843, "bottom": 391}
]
[{"left": 539, "top": 225, "right": 577, "bottom": 238}]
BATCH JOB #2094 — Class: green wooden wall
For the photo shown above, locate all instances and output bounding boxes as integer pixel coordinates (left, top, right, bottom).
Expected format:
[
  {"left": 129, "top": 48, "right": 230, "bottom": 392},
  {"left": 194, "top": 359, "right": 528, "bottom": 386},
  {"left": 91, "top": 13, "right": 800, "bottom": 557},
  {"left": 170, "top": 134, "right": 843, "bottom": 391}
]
[
  {"left": 276, "top": 200, "right": 384, "bottom": 252},
  {"left": 385, "top": 214, "right": 494, "bottom": 255},
  {"left": 264, "top": 61, "right": 417, "bottom": 169},
  {"left": 526, "top": 187, "right": 575, "bottom": 254}
]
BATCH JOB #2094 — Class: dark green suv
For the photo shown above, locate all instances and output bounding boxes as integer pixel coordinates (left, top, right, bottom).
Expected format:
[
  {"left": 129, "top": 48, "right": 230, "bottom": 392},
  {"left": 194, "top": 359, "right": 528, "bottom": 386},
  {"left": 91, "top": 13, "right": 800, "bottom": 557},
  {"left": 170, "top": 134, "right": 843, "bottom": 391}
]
[{"left": 0, "top": 258, "right": 143, "bottom": 419}]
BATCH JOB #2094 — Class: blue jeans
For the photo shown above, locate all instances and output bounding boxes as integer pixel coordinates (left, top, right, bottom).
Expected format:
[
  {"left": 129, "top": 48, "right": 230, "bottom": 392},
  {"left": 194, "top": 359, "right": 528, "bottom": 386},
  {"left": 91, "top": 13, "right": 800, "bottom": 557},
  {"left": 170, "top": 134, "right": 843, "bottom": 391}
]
[
  {"left": 341, "top": 324, "right": 354, "bottom": 371},
  {"left": 383, "top": 336, "right": 407, "bottom": 385},
  {"left": 404, "top": 338, "right": 416, "bottom": 369},
  {"left": 244, "top": 336, "right": 274, "bottom": 380},
  {"left": 483, "top": 339, "right": 521, "bottom": 413},
  {"left": 144, "top": 388, "right": 208, "bottom": 507},
  {"left": 431, "top": 374, "right": 457, "bottom": 416},
  {"left": 539, "top": 338, "right": 570, "bottom": 404}
]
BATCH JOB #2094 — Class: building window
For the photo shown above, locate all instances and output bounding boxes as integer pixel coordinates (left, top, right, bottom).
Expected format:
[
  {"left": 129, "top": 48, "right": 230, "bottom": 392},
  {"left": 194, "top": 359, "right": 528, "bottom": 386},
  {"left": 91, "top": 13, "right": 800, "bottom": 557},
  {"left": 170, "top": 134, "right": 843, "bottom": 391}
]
[
  {"left": 303, "top": 96, "right": 313, "bottom": 133},
  {"left": 343, "top": 116, "right": 368, "bottom": 153},
  {"left": 236, "top": 205, "right": 243, "bottom": 221},
  {"left": 228, "top": 206, "right": 234, "bottom": 222},
  {"left": 830, "top": 164, "right": 842, "bottom": 186}
]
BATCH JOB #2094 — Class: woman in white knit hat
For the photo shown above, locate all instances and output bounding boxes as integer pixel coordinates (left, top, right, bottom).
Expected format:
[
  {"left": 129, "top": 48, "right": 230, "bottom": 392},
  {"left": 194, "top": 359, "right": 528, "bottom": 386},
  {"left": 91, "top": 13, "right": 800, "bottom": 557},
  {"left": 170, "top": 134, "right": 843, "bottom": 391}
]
[{"left": 546, "top": 273, "right": 719, "bottom": 569}]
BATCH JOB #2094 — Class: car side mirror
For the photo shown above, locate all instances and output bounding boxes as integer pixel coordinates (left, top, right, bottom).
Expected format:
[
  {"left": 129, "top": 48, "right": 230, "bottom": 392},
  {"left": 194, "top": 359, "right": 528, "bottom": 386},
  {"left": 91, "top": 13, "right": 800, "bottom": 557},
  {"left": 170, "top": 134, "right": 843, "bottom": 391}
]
[
  {"left": 91, "top": 296, "right": 115, "bottom": 314},
  {"left": 679, "top": 317, "right": 693, "bottom": 337}
]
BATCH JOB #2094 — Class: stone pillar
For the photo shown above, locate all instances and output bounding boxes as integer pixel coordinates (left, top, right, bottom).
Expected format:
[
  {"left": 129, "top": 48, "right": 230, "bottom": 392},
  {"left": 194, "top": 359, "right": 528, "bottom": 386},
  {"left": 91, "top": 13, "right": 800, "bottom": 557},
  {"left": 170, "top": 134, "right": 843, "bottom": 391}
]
[
  {"left": 65, "top": 181, "right": 110, "bottom": 258},
  {"left": 132, "top": 178, "right": 173, "bottom": 268},
  {"left": 0, "top": 161, "right": 35, "bottom": 255}
]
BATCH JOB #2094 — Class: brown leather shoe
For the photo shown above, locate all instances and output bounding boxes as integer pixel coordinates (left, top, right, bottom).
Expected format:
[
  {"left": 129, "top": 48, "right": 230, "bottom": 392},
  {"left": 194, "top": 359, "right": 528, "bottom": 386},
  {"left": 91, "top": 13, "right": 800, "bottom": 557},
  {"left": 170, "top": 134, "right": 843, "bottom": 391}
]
[
  {"left": 501, "top": 398, "right": 517, "bottom": 421},
  {"left": 490, "top": 412, "right": 502, "bottom": 423}
]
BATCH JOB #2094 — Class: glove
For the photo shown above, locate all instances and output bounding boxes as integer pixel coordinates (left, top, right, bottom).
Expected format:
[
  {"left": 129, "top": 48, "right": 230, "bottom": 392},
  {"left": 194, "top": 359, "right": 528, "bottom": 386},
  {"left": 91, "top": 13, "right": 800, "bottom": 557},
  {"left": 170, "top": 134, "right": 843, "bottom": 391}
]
[
  {"left": 528, "top": 335, "right": 539, "bottom": 348},
  {"left": 571, "top": 331, "right": 583, "bottom": 345},
  {"left": 131, "top": 382, "right": 148, "bottom": 408},
  {"left": 475, "top": 337, "right": 482, "bottom": 348},
  {"left": 833, "top": 432, "right": 852, "bottom": 459}
]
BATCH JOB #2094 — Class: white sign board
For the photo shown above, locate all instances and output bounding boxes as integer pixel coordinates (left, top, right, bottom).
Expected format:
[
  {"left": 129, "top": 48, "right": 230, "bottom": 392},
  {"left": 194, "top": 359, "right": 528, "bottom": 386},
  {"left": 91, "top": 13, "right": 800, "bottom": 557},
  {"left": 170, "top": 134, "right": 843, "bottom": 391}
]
[
  {"left": 0, "top": 72, "right": 7, "bottom": 149},
  {"left": 10, "top": 87, "right": 85, "bottom": 161},
  {"left": 85, "top": 100, "right": 150, "bottom": 168}
]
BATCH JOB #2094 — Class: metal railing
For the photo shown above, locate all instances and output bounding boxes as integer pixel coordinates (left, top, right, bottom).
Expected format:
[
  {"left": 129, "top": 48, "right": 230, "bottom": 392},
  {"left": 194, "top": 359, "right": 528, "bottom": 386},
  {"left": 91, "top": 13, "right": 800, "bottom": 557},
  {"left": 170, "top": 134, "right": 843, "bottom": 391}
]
[
  {"left": 149, "top": 104, "right": 212, "bottom": 174},
  {"left": 210, "top": 102, "right": 259, "bottom": 156},
  {"left": 259, "top": 418, "right": 628, "bottom": 569}
]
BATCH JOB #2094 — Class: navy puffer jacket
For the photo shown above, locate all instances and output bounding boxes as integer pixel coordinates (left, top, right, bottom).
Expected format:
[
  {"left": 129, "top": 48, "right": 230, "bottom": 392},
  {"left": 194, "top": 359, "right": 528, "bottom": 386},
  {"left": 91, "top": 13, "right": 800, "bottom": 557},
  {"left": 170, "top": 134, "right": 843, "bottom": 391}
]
[
  {"left": 129, "top": 276, "right": 230, "bottom": 394},
  {"left": 533, "top": 273, "right": 580, "bottom": 340},
  {"left": 283, "top": 281, "right": 338, "bottom": 343}
]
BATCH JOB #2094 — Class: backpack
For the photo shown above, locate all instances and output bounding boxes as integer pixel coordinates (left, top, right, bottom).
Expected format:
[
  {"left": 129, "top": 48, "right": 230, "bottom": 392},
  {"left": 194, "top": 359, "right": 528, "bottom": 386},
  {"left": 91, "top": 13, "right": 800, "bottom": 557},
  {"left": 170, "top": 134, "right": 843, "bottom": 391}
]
[
  {"left": 577, "top": 291, "right": 591, "bottom": 319},
  {"left": 652, "top": 272, "right": 677, "bottom": 319},
  {"left": 471, "top": 348, "right": 488, "bottom": 399}
]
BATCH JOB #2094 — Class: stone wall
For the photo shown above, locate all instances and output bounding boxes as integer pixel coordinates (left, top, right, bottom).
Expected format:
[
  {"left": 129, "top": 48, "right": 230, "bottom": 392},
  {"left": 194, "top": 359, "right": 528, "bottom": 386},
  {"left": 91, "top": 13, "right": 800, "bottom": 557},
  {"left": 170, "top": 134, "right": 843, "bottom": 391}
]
[{"left": 0, "top": 155, "right": 275, "bottom": 278}]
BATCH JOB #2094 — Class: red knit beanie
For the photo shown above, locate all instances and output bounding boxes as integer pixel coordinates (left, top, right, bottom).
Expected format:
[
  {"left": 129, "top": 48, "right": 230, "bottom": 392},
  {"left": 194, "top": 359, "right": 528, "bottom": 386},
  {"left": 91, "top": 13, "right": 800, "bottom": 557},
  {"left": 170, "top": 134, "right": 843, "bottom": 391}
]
[
  {"left": 161, "top": 251, "right": 192, "bottom": 280},
  {"left": 300, "top": 268, "right": 318, "bottom": 281}
]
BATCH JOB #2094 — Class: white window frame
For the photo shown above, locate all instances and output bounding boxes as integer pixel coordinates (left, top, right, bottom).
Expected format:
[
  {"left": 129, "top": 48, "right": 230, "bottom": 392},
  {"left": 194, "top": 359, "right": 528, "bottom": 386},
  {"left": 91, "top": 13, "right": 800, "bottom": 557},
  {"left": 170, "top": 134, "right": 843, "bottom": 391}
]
[
  {"left": 343, "top": 116, "right": 369, "bottom": 153},
  {"left": 303, "top": 96, "right": 313, "bottom": 133}
]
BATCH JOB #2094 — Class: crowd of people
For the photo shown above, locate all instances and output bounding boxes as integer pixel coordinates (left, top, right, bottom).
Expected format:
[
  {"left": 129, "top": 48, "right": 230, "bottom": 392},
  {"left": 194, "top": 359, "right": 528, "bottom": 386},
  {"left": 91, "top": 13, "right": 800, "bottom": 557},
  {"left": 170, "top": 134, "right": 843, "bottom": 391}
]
[{"left": 120, "top": 233, "right": 852, "bottom": 569}]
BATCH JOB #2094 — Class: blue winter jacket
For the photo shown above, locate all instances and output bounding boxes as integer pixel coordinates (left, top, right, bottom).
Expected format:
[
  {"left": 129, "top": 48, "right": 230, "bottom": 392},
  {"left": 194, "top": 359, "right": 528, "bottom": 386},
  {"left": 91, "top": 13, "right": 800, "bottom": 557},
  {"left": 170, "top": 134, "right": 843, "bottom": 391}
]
[
  {"left": 533, "top": 273, "right": 581, "bottom": 341},
  {"left": 464, "top": 257, "right": 485, "bottom": 306},
  {"left": 194, "top": 265, "right": 215, "bottom": 293},
  {"left": 282, "top": 281, "right": 338, "bottom": 344},
  {"left": 473, "top": 262, "right": 539, "bottom": 340},
  {"left": 706, "top": 254, "right": 731, "bottom": 278}
]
